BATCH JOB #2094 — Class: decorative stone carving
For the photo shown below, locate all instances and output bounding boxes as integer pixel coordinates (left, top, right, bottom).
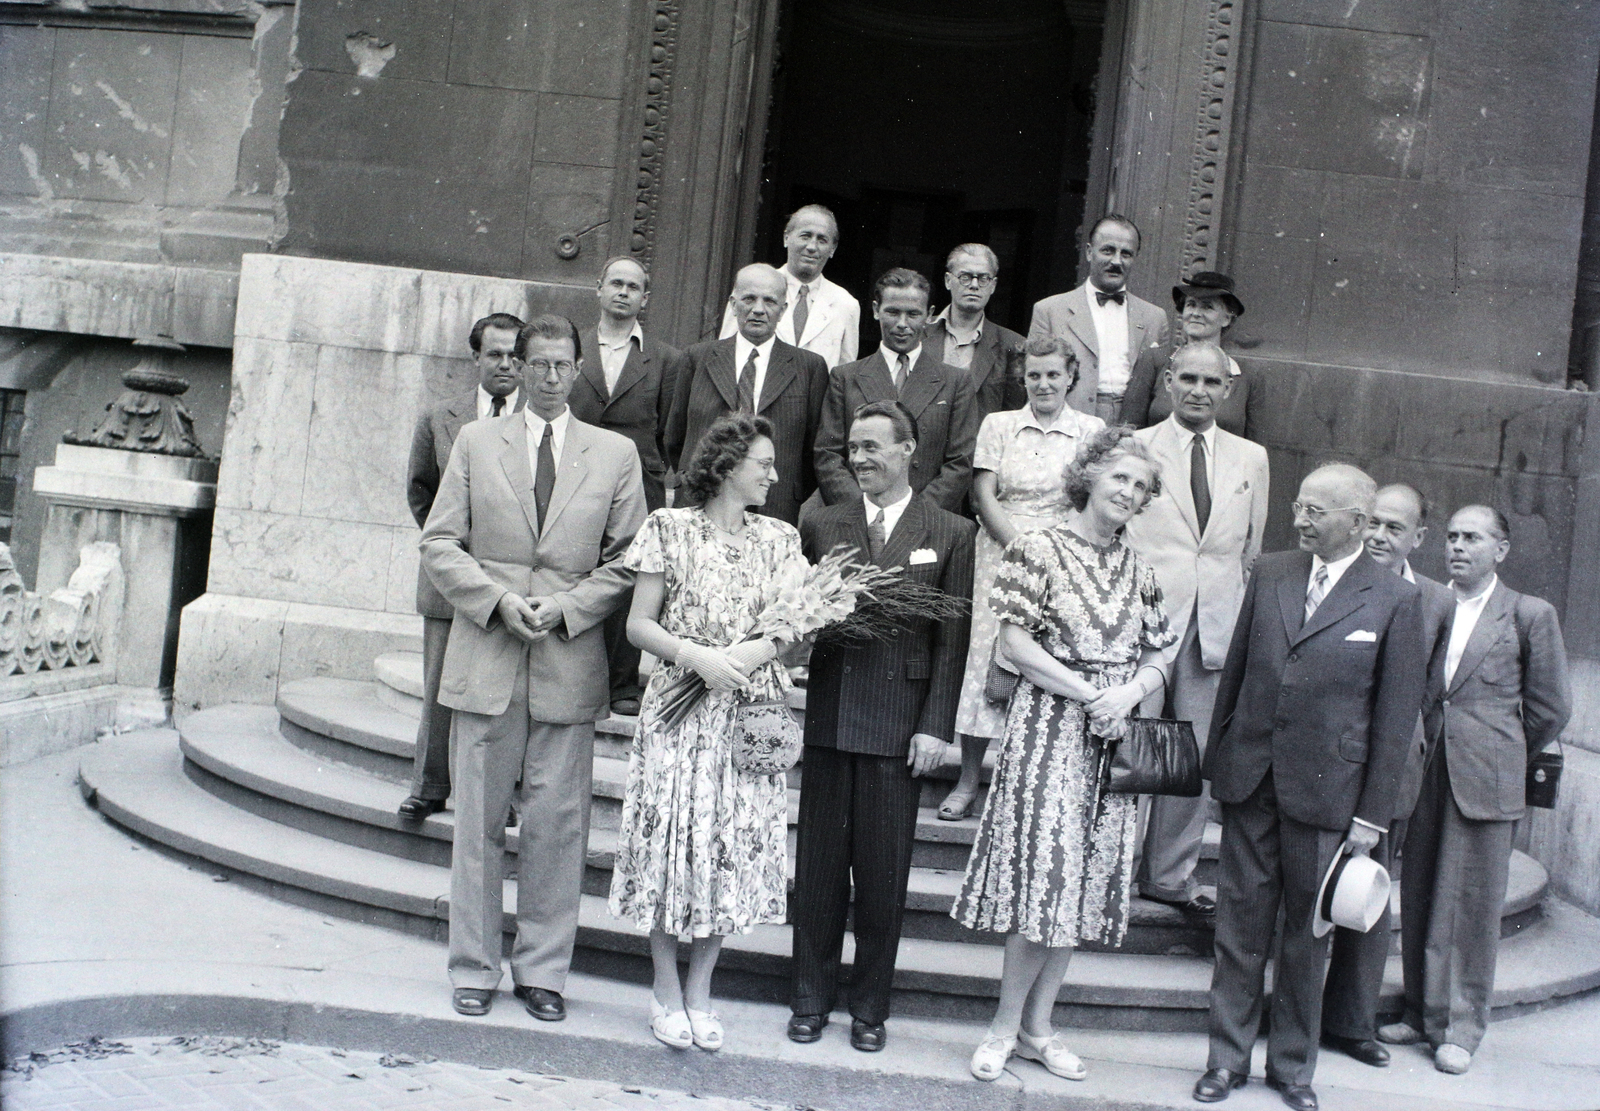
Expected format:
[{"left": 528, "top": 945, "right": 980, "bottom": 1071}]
[
  {"left": 65, "top": 358, "right": 208, "bottom": 459},
  {"left": 631, "top": 1, "right": 683, "bottom": 266},
  {"left": 1180, "top": 0, "right": 1240, "bottom": 275},
  {"left": 0, "top": 543, "right": 123, "bottom": 678}
]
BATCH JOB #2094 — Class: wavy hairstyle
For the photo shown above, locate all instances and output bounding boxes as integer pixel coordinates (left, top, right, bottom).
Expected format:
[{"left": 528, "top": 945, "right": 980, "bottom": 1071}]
[
  {"left": 1063, "top": 425, "right": 1162, "bottom": 513},
  {"left": 1024, "top": 334, "right": 1081, "bottom": 394},
  {"left": 682, "top": 413, "right": 775, "bottom": 504}
]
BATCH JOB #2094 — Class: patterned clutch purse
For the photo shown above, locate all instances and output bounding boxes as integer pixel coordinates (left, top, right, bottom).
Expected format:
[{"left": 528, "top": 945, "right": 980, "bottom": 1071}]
[{"left": 731, "top": 698, "right": 803, "bottom": 776}]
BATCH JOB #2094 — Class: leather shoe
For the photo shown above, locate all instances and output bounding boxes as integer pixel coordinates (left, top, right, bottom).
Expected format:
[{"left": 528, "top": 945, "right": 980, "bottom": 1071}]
[
  {"left": 787, "top": 1013, "right": 828, "bottom": 1043},
  {"left": 1265, "top": 1074, "right": 1318, "bottom": 1111},
  {"left": 611, "top": 697, "right": 641, "bottom": 716},
  {"left": 1148, "top": 892, "right": 1216, "bottom": 916},
  {"left": 451, "top": 988, "right": 493, "bottom": 1016},
  {"left": 513, "top": 985, "right": 566, "bottom": 1021},
  {"left": 850, "top": 1018, "right": 886, "bottom": 1052},
  {"left": 1321, "top": 1032, "right": 1389, "bottom": 1067},
  {"left": 1193, "top": 1068, "right": 1248, "bottom": 1102},
  {"left": 398, "top": 795, "right": 445, "bottom": 821}
]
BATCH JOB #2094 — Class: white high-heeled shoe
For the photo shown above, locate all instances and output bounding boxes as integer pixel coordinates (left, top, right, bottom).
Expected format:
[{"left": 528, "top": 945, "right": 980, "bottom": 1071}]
[
  {"left": 686, "top": 1007, "right": 723, "bottom": 1051},
  {"left": 970, "top": 1033, "right": 1016, "bottom": 1081},
  {"left": 1016, "top": 1029, "right": 1087, "bottom": 1080},
  {"left": 650, "top": 997, "right": 693, "bottom": 1048}
]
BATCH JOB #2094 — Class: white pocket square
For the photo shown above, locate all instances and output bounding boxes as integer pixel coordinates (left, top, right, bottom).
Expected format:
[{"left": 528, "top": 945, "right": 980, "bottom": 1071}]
[
  {"left": 1345, "top": 630, "right": 1377, "bottom": 642},
  {"left": 909, "top": 548, "right": 938, "bottom": 565}
]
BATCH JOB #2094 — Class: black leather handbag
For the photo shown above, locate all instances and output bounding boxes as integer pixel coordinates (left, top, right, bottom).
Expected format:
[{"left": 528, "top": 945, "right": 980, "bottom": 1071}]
[
  {"left": 1101, "top": 717, "right": 1202, "bottom": 797},
  {"left": 1526, "top": 744, "right": 1563, "bottom": 810}
]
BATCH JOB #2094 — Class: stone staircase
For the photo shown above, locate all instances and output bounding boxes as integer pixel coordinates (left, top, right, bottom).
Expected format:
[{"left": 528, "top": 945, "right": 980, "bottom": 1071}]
[{"left": 78, "top": 652, "right": 1600, "bottom": 1032}]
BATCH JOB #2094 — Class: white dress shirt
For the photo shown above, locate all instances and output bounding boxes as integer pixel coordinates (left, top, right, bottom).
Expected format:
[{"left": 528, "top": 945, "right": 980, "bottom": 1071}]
[
  {"left": 1445, "top": 574, "right": 1498, "bottom": 688},
  {"left": 477, "top": 386, "right": 519, "bottom": 420},
  {"left": 524, "top": 407, "right": 571, "bottom": 490},
  {"left": 733, "top": 334, "right": 777, "bottom": 407},
  {"left": 595, "top": 322, "right": 643, "bottom": 394},
  {"left": 1400, "top": 560, "right": 1416, "bottom": 583},
  {"left": 878, "top": 343, "right": 922, "bottom": 389},
  {"left": 1310, "top": 546, "right": 1363, "bottom": 601},
  {"left": 1168, "top": 413, "right": 1216, "bottom": 487},
  {"left": 863, "top": 487, "right": 914, "bottom": 544},
  {"left": 1085, "top": 284, "right": 1132, "bottom": 396}
]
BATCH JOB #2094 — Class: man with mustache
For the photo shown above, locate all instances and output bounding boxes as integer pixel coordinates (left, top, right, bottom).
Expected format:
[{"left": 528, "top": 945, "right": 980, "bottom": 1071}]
[
  {"left": 1027, "top": 214, "right": 1170, "bottom": 424},
  {"left": 720, "top": 204, "right": 861, "bottom": 369}
]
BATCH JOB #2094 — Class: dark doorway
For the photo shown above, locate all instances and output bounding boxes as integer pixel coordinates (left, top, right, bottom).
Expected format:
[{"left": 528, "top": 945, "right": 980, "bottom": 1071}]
[{"left": 750, "top": 0, "right": 1111, "bottom": 345}]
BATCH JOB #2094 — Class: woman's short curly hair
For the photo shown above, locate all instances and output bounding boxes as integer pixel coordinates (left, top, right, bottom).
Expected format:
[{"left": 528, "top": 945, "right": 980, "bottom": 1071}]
[
  {"left": 683, "top": 414, "right": 774, "bottom": 503},
  {"left": 1063, "top": 425, "right": 1162, "bottom": 512},
  {"left": 1023, "top": 334, "right": 1081, "bottom": 395}
]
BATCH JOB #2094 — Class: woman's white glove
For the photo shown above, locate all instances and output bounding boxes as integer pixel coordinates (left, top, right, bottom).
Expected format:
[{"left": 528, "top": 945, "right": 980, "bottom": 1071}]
[
  {"left": 677, "top": 643, "right": 748, "bottom": 691},
  {"left": 724, "top": 638, "right": 779, "bottom": 676}
]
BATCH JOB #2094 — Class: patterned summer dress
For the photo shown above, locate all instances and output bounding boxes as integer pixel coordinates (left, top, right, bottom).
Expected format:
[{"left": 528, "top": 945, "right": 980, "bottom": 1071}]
[
  {"left": 951, "top": 526, "right": 1175, "bottom": 947},
  {"left": 608, "top": 507, "right": 807, "bottom": 938},
  {"left": 954, "top": 406, "right": 1105, "bottom": 739}
]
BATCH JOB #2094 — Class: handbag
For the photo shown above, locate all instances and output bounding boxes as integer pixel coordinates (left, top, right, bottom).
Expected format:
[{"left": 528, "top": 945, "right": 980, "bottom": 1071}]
[
  {"left": 1101, "top": 716, "right": 1202, "bottom": 797},
  {"left": 984, "top": 648, "right": 1020, "bottom": 704},
  {"left": 731, "top": 698, "right": 803, "bottom": 776},
  {"left": 1526, "top": 744, "right": 1563, "bottom": 809}
]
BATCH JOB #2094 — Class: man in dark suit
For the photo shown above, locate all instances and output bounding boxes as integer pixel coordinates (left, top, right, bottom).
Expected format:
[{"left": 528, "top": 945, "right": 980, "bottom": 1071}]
[
  {"left": 398, "top": 311, "right": 524, "bottom": 821},
  {"left": 665, "top": 263, "right": 829, "bottom": 525},
  {"left": 1321, "top": 483, "right": 1453, "bottom": 1068},
  {"left": 923, "top": 243, "right": 1026, "bottom": 422},
  {"left": 1194, "top": 463, "right": 1426, "bottom": 1111},
  {"left": 571, "top": 256, "right": 684, "bottom": 715},
  {"left": 1380, "top": 506, "right": 1571, "bottom": 1076},
  {"left": 788, "top": 400, "right": 974, "bottom": 1054},
  {"left": 814, "top": 268, "right": 978, "bottom": 513}
]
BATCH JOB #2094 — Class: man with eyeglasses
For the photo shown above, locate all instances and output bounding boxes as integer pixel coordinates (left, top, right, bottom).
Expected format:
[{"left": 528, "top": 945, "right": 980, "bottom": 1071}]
[
  {"left": 400, "top": 312, "right": 525, "bottom": 822},
  {"left": 1195, "top": 463, "right": 1425, "bottom": 1111},
  {"left": 421, "top": 314, "right": 647, "bottom": 1023},
  {"left": 923, "top": 244, "right": 1026, "bottom": 423},
  {"left": 719, "top": 204, "right": 861, "bottom": 368}
]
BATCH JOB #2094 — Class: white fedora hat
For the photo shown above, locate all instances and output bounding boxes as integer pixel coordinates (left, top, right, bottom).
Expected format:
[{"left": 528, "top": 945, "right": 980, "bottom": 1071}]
[{"left": 1312, "top": 849, "right": 1391, "bottom": 938}]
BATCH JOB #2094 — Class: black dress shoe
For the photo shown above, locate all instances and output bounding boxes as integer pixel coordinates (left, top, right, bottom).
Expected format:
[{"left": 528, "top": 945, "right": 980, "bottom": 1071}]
[
  {"left": 1193, "top": 1067, "right": 1248, "bottom": 1102},
  {"left": 1147, "top": 892, "right": 1216, "bottom": 916},
  {"left": 398, "top": 796, "right": 446, "bottom": 821},
  {"left": 787, "top": 1013, "right": 828, "bottom": 1043},
  {"left": 850, "top": 1018, "right": 886, "bottom": 1052},
  {"left": 1265, "top": 1075, "right": 1318, "bottom": 1111},
  {"left": 1321, "top": 1032, "right": 1389, "bottom": 1067},
  {"left": 451, "top": 988, "right": 493, "bottom": 1016},
  {"left": 513, "top": 985, "right": 566, "bottom": 1021},
  {"left": 611, "top": 697, "right": 641, "bottom": 717}
]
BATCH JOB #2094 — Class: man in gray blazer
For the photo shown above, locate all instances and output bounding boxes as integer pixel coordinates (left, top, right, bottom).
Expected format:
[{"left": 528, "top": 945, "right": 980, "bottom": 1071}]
[
  {"left": 1380, "top": 506, "right": 1571, "bottom": 1075},
  {"left": 421, "top": 314, "right": 647, "bottom": 1022},
  {"left": 923, "top": 243, "right": 1026, "bottom": 422},
  {"left": 1026, "top": 214, "right": 1170, "bottom": 424},
  {"left": 399, "top": 312, "right": 524, "bottom": 821}
]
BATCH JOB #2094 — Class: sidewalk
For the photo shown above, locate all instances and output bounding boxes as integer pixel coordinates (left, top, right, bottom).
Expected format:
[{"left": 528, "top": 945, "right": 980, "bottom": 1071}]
[{"left": 5, "top": 743, "right": 1600, "bottom": 1111}]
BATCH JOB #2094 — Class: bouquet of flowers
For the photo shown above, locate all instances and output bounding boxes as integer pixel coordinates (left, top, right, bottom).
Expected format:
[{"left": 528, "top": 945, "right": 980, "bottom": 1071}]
[{"left": 651, "top": 544, "right": 966, "bottom": 732}]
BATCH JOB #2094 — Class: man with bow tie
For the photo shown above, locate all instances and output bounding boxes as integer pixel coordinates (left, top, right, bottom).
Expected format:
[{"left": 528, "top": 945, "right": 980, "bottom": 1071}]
[
  {"left": 1026, "top": 214, "right": 1171, "bottom": 424},
  {"left": 788, "top": 399, "right": 974, "bottom": 1054}
]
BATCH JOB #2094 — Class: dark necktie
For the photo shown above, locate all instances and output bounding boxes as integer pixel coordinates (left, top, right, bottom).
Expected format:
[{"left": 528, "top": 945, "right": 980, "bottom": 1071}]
[
  {"left": 737, "top": 348, "right": 759, "bottom": 414},
  {"left": 534, "top": 423, "right": 555, "bottom": 534},
  {"left": 1304, "top": 564, "right": 1329, "bottom": 625},
  {"left": 1095, "top": 289, "right": 1127, "bottom": 307},
  {"left": 1190, "top": 434, "right": 1211, "bottom": 535},
  {"left": 793, "top": 284, "right": 810, "bottom": 345},
  {"left": 867, "top": 507, "right": 886, "bottom": 560},
  {"left": 894, "top": 352, "right": 910, "bottom": 393},
  {"left": 490, "top": 395, "right": 505, "bottom": 417}
]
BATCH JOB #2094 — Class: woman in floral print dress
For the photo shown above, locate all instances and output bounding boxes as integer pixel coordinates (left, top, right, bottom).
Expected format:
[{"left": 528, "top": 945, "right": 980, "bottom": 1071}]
[
  {"left": 952, "top": 426, "right": 1176, "bottom": 1083},
  {"left": 608, "top": 415, "right": 806, "bottom": 1052}
]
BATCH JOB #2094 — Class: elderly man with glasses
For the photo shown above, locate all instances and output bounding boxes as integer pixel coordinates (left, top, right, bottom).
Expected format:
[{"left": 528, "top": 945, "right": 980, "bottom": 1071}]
[{"left": 923, "top": 243, "right": 1027, "bottom": 424}]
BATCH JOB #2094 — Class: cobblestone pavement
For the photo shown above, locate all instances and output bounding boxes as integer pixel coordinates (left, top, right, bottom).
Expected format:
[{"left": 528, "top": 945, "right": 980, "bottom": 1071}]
[{"left": 1, "top": 1037, "right": 800, "bottom": 1111}]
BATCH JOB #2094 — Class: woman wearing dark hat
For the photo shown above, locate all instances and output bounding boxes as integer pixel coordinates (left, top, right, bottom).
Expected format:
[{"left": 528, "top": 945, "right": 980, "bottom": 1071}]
[{"left": 1129, "top": 272, "right": 1259, "bottom": 439}]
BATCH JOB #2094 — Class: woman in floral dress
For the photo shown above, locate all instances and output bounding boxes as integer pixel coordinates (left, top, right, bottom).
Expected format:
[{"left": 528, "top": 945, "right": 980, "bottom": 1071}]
[
  {"left": 952, "top": 426, "right": 1176, "bottom": 1082},
  {"left": 941, "top": 336, "right": 1105, "bottom": 820},
  {"left": 609, "top": 414, "right": 806, "bottom": 1051}
]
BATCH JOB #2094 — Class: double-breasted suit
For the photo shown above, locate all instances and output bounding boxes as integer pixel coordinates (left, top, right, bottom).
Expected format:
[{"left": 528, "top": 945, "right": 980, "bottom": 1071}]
[
  {"left": 1026, "top": 284, "right": 1170, "bottom": 423},
  {"left": 1399, "top": 579, "right": 1571, "bottom": 1054},
  {"left": 922, "top": 315, "right": 1027, "bottom": 423},
  {"left": 1203, "top": 549, "right": 1425, "bottom": 1086},
  {"left": 664, "top": 336, "right": 829, "bottom": 525},
  {"left": 421, "top": 410, "right": 646, "bottom": 994},
  {"left": 813, "top": 350, "right": 979, "bottom": 513},
  {"left": 790, "top": 494, "right": 974, "bottom": 1026}
]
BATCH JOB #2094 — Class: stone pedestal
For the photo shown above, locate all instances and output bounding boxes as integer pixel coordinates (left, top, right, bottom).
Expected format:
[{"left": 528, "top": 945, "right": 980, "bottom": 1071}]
[{"left": 34, "top": 443, "right": 216, "bottom": 705}]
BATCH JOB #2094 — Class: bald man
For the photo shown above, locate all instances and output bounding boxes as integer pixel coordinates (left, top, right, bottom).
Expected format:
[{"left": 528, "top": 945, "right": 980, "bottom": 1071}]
[
  {"left": 1195, "top": 464, "right": 1426, "bottom": 1111},
  {"left": 720, "top": 204, "right": 862, "bottom": 368},
  {"left": 667, "top": 263, "right": 830, "bottom": 524}
]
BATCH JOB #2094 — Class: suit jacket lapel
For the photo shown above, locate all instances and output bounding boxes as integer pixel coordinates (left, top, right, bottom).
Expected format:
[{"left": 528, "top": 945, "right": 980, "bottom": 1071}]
[
  {"left": 540, "top": 419, "right": 590, "bottom": 536},
  {"left": 898, "top": 351, "right": 945, "bottom": 418},
  {"left": 798, "top": 284, "right": 834, "bottom": 348},
  {"left": 839, "top": 497, "right": 873, "bottom": 566},
  {"left": 499, "top": 418, "right": 541, "bottom": 537},
  {"left": 1448, "top": 581, "right": 1513, "bottom": 695},
  {"left": 1277, "top": 553, "right": 1311, "bottom": 644},
  {"left": 976, "top": 321, "right": 1003, "bottom": 390},
  {"left": 759, "top": 343, "right": 799, "bottom": 412},
  {"left": 708, "top": 339, "right": 741, "bottom": 411},
  {"left": 1127, "top": 303, "right": 1150, "bottom": 358},
  {"left": 1065, "top": 286, "right": 1100, "bottom": 359},
  {"left": 876, "top": 495, "right": 928, "bottom": 572},
  {"left": 608, "top": 339, "right": 649, "bottom": 407},
  {"left": 1293, "top": 554, "right": 1373, "bottom": 646},
  {"left": 860, "top": 351, "right": 898, "bottom": 402},
  {"left": 578, "top": 330, "right": 610, "bottom": 404}
]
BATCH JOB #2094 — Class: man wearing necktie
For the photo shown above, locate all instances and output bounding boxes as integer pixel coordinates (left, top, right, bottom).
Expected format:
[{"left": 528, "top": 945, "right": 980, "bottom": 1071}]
[
  {"left": 789, "top": 400, "right": 975, "bottom": 1053},
  {"left": 666, "top": 263, "right": 830, "bottom": 525},
  {"left": 1193, "top": 464, "right": 1425, "bottom": 1111},
  {"left": 421, "top": 314, "right": 647, "bottom": 1023},
  {"left": 1124, "top": 343, "right": 1269, "bottom": 917},
  {"left": 400, "top": 312, "right": 526, "bottom": 822},
  {"left": 814, "top": 268, "right": 978, "bottom": 513},
  {"left": 1026, "top": 215, "right": 1171, "bottom": 423},
  {"left": 718, "top": 204, "right": 861, "bottom": 368}
]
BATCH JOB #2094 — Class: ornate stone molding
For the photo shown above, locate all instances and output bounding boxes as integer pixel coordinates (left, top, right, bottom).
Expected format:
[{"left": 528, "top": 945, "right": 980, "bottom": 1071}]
[
  {"left": 631, "top": 2, "right": 683, "bottom": 267},
  {"left": 1180, "top": 0, "right": 1241, "bottom": 275},
  {"left": 64, "top": 359, "right": 207, "bottom": 458},
  {"left": 0, "top": 542, "right": 123, "bottom": 676}
]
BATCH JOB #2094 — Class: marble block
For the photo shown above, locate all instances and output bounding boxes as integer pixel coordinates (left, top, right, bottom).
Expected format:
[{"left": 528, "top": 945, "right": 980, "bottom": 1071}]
[
  {"left": 278, "top": 601, "right": 422, "bottom": 686},
  {"left": 173, "top": 592, "right": 289, "bottom": 711},
  {"left": 414, "top": 269, "right": 553, "bottom": 358},
  {"left": 1529, "top": 746, "right": 1600, "bottom": 918},
  {"left": 385, "top": 527, "right": 422, "bottom": 615},
  {"left": 34, "top": 442, "right": 217, "bottom": 516},
  {"left": 233, "top": 254, "right": 420, "bottom": 353},
  {"left": 215, "top": 337, "right": 317, "bottom": 516},
  {"left": 207, "top": 507, "right": 397, "bottom": 611},
  {"left": 300, "top": 347, "right": 422, "bottom": 528}
]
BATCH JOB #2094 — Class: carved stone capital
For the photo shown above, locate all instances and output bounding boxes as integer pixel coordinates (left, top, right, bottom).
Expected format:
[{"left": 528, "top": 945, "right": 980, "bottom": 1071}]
[{"left": 65, "top": 359, "right": 208, "bottom": 459}]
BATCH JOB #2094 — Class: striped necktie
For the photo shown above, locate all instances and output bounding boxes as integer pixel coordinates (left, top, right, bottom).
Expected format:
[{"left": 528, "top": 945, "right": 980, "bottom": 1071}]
[{"left": 1304, "top": 564, "right": 1329, "bottom": 624}]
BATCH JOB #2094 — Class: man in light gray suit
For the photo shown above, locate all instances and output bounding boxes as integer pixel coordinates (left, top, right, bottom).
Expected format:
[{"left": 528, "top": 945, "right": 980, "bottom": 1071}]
[
  {"left": 421, "top": 314, "right": 647, "bottom": 1022},
  {"left": 1124, "top": 343, "right": 1268, "bottom": 915},
  {"left": 1027, "top": 214, "right": 1170, "bottom": 424}
]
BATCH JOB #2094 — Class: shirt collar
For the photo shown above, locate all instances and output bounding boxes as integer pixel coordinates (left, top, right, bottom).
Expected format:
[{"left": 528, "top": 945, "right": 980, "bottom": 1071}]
[
  {"left": 863, "top": 487, "right": 913, "bottom": 520},
  {"left": 1018, "top": 404, "right": 1086, "bottom": 435},
  {"left": 478, "top": 385, "right": 518, "bottom": 417},
  {"left": 596, "top": 322, "right": 643, "bottom": 350},
  {"left": 783, "top": 267, "right": 819, "bottom": 295},
  {"left": 1400, "top": 560, "right": 1416, "bottom": 583},
  {"left": 524, "top": 406, "right": 571, "bottom": 439},
  {"left": 1311, "top": 546, "right": 1363, "bottom": 590},
  {"left": 878, "top": 343, "right": 922, "bottom": 369},
  {"left": 1166, "top": 412, "right": 1216, "bottom": 453},
  {"left": 933, "top": 307, "right": 985, "bottom": 345},
  {"left": 734, "top": 333, "right": 777, "bottom": 364},
  {"left": 1453, "top": 573, "right": 1498, "bottom": 606}
]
